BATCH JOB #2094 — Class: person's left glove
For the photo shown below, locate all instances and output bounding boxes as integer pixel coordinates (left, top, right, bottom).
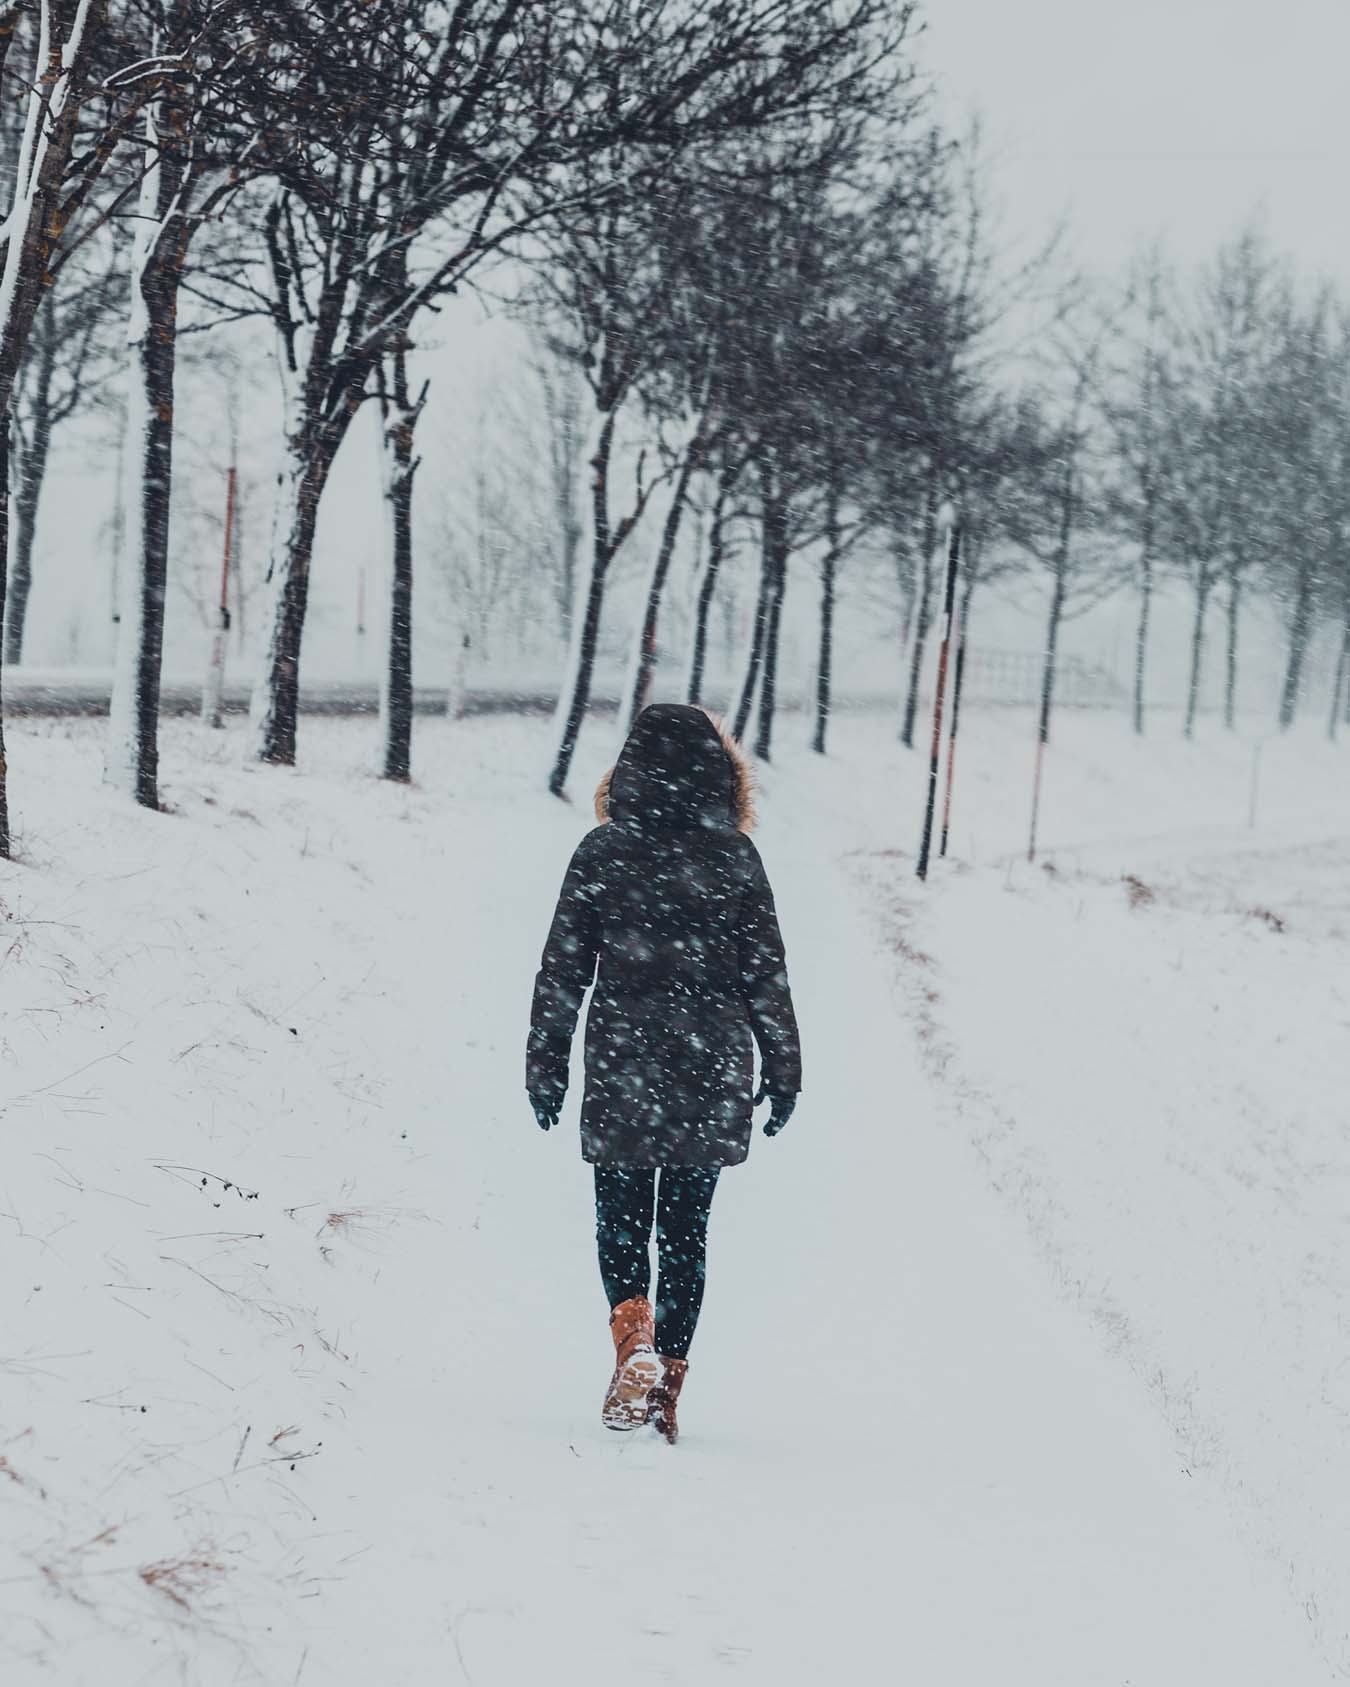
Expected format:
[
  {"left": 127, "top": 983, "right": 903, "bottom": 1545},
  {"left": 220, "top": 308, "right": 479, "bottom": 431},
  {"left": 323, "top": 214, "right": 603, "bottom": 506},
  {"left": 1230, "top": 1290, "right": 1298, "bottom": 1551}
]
[
  {"left": 753, "top": 1083, "right": 798, "bottom": 1137},
  {"left": 529, "top": 1079, "right": 565, "bottom": 1132}
]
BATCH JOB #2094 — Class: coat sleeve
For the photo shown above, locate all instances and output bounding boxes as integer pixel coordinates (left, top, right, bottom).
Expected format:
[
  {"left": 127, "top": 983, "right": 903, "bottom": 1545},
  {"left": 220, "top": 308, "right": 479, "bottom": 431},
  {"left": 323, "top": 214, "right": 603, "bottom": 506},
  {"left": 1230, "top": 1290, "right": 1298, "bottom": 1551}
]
[
  {"left": 736, "top": 841, "right": 801, "bottom": 1095},
  {"left": 526, "top": 840, "right": 601, "bottom": 1099}
]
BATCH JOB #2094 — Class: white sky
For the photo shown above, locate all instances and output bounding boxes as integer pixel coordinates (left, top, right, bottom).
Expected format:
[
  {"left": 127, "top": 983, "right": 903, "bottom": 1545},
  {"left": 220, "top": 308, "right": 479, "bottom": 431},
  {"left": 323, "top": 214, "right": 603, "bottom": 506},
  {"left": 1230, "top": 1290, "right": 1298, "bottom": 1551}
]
[{"left": 923, "top": 0, "right": 1350, "bottom": 282}]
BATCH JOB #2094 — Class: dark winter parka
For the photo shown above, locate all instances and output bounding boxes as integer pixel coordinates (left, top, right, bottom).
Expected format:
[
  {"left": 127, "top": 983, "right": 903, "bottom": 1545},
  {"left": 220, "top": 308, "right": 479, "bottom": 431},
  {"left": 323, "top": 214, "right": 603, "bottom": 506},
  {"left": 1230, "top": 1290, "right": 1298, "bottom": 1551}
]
[{"left": 527, "top": 705, "right": 801, "bottom": 1168}]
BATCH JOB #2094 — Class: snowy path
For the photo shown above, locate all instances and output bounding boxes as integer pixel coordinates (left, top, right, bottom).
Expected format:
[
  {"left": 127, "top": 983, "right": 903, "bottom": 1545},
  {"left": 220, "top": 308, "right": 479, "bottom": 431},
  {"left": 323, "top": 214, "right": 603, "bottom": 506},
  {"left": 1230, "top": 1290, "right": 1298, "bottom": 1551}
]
[
  {"left": 323, "top": 725, "right": 1328, "bottom": 1684},
  {"left": 2, "top": 714, "right": 1334, "bottom": 1684}
]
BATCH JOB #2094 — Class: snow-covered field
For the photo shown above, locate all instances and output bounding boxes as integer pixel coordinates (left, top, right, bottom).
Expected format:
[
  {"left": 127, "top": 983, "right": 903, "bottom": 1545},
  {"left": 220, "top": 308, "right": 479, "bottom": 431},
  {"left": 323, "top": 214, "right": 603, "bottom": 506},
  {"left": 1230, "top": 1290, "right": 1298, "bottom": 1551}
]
[{"left": 2, "top": 703, "right": 1347, "bottom": 1684}]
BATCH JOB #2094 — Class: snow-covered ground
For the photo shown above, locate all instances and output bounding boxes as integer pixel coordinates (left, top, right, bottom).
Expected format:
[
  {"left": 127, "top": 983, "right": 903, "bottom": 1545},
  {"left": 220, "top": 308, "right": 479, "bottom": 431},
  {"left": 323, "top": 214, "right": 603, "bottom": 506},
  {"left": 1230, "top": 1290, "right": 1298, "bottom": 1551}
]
[{"left": 1, "top": 704, "right": 1346, "bottom": 1684}]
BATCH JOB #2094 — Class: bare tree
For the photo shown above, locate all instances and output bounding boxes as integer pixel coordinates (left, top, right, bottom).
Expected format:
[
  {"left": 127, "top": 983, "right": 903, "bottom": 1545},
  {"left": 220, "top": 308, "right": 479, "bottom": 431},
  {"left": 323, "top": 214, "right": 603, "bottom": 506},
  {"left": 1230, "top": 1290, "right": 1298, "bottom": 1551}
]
[
  {"left": 240, "top": 0, "right": 904, "bottom": 777},
  {"left": 431, "top": 383, "right": 555, "bottom": 709},
  {"left": 376, "top": 324, "right": 428, "bottom": 783},
  {"left": 1163, "top": 229, "right": 1282, "bottom": 737},
  {"left": 105, "top": 0, "right": 358, "bottom": 807},
  {"left": 5, "top": 241, "right": 121, "bottom": 663},
  {"left": 683, "top": 444, "right": 741, "bottom": 704},
  {"left": 1269, "top": 291, "right": 1338, "bottom": 730},
  {"left": 1098, "top": 247, "right": 1176, "bottom": 735},
  {"left": 0, "top": 0, "right": 144, "bottom": 854},
  {"left": 533, "top": 340, "right": 588, "bottom": 643},
  {"left": 1003, "top": 336, "right": 1119, "bottom": 854}
]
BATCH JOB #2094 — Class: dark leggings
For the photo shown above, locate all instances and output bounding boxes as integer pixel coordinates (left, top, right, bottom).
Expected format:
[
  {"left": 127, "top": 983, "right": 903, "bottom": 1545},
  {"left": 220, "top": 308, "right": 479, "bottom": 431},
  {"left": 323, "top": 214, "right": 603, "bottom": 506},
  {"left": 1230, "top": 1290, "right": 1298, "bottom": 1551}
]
[{"left": 594, "top": 1167, "right": 720, "bottom": 1361}]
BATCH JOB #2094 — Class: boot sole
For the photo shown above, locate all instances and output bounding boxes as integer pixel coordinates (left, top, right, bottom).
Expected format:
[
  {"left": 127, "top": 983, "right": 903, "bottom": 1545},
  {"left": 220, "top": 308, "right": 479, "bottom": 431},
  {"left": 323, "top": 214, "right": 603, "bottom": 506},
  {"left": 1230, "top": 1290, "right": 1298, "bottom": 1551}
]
[{"left": 602, "top": 1350, "right": 660, "bottom": 1431}]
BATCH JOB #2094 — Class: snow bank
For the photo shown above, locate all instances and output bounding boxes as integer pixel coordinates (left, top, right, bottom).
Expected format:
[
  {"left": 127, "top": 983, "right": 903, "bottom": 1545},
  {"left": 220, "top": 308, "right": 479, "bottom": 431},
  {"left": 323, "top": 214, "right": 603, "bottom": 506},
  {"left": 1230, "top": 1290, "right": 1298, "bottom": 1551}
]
[
  {"left": 2, "top": 706, "right": 1343, "bottom": 1683},
  {"left": 832, "top": 707, "right": 1350, "bottom": 1677}
]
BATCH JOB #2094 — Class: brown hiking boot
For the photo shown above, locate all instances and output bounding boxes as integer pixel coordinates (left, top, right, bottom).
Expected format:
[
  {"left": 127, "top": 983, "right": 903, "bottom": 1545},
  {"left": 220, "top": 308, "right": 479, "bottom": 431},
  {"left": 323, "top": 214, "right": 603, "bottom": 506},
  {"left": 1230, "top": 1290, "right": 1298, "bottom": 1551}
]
[
  {"left": 648, "top": 1356, "right": 688, "bottom": 1445},
  {"left": 601, "top": 1297, "right": 659, "bottom": 1431}
]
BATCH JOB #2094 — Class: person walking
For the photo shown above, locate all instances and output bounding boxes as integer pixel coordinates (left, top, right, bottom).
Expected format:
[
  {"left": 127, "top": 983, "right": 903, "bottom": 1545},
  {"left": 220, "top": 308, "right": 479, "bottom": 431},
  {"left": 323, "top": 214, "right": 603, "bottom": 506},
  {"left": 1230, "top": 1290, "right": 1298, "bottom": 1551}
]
[{"left": 527, "top": 704, "right": 800, "bottom": 1443}]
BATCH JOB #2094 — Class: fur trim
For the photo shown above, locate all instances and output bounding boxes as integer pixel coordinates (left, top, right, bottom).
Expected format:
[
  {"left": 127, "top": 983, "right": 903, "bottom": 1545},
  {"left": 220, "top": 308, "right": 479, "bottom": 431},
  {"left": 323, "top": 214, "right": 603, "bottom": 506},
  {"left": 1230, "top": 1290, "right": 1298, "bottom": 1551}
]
[
  {"left": 594, "top": 708, "right": 757, "bottom": 833},
  {"left": 707, "top": 710, "right": 758, "bottom": 833},
  {"left": 594, "top": 765, "right": 615, "bottom": 825}
]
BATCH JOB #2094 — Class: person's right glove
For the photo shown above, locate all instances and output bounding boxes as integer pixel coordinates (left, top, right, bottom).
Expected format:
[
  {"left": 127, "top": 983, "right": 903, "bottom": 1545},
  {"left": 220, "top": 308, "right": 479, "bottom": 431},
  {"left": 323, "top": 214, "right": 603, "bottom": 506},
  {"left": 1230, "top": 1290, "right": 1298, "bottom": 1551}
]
[
  {"left": 528, "top": 1079, "right": 565, "bottom": 1132},
  {"left": 754, "top": 1083, "right": 798, "bottom": 1137}
]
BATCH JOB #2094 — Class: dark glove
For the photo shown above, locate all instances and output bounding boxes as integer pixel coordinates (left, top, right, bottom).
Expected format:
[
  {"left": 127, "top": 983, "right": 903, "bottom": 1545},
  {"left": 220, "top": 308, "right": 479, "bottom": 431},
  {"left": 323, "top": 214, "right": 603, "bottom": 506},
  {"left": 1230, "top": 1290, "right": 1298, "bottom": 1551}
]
[
  {"left": 529, "top": 1082, "right": 564, "bottom": 1132},
  {"left": 754, "top": 1082, "right": 798, "bottom": 1138}
]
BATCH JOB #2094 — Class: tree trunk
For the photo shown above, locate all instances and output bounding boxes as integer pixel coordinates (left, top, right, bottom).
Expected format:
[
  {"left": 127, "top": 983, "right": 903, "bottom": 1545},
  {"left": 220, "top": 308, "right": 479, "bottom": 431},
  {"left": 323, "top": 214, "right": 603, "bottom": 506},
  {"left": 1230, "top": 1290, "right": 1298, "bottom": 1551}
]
[
  {"left": 686, "top": 466, "right": 730, "bottom": 706},
  {"left": 4, "top": 310, "right": 54, "bottom": 666},
  {"left": 106, "top": 222, "right": 186, "bottom": 809},
  {"left": 1224, "top": 566, "right": 1242, "bottom": 730},
  {"left": 252, "top": 440, "right": 342, "bottom": 766},
  {"left": 448, "top": 628, "right": 471, "bottom": 719},
  {"left": 1184, "top": 570, "right": 1212, "bottom": 740},
  {"left": 1027, "top": 461, "right": 1077, "bottom": 862},
  {"left": 560, "top": 514, "right": 581, "bottom": 643},
  {"left": 1037, "top": 574, "right": 1067, "bottom": 749},
  {"left": 231, "top": 478, "right": 246, "bottom": 652},
  {"left": 753, "top": 495, "right": 789, "bottom": 763},
  {"left": 201, "top": 462, "right": 236, "bottom": 729},
  {"left": 1329, "top": 610, "right": 1348, "bottom": 742},
  {"left": 108, "top": 419, "right": 126, "bottom": 638},
  {"left": 540, "top": 360, "right": 583, "bottom": 643},
  {"left": 896, "top": 539, "right": 916, "bottom": 651},
  {"left": 812, "top": 477, "right": 841, "bottom": 755},
  {"left": 1027, "top": 564, "right": 1067, "bottom": 863},
  {"left": 900, "top": 472, "right": 939, "bottom": 748},
  {"left": 1278, "top": 563, "right": 1315, "bottom": 730},
  {"left": 0, "top": 1, "right": 106, "bottom": 854},
  {"left": 939, "top": 565, "right": 977, "bottom": 856},
  {"left": 622, "top": 438, "right": 700, "bottom": 730},
  {"left": 378, "top": 351, "right": 425, "bottom": 783},
  {"left": 1132, "top": 540, "right": 1152, "bottom": 736},
  {"left": 732, "top": 536, "right": 772, "bottom": 743},
  {"left": 548, "top": 409, "right": 618, "bottom": 796},
  {"left": 0, "top": 411, "right": 11, "bottom": 855}
]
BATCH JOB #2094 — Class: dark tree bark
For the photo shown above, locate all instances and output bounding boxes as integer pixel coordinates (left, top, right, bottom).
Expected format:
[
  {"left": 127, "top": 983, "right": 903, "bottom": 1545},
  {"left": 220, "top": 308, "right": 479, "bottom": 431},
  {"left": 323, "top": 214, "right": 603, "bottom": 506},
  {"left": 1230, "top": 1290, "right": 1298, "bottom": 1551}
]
[
  {"left": 379, "top": 348, "right": 427, "bottom": 782},
  {"left": 732, "top": 536, "right": 773, "bottom": 743},
  {"left": 4, "top": 303, "right": 55, "bottom": 666},
  {"left": 1333, "top": 572, "right": 1350, "bottom": 739},
  {"left": 939, "top": 562, "right": 977, "bottom": 857},
  {"left": 0, "top": 412, "right": 10, "bottom": 853},
  {"left": 1027, "top": 541, "right": 1068, "bottom": 863},
  {"left": 686, "top": 463, "right": 732, "bottom": 705},
  {"left": 1224, "top": 566, "right": 1242, "bottom": 730},
  {"left": 107, "top": 75, "right": 201, "bottom": 810},
  {"left": 1184, "top": 568, "right": 1214, "bottom": 740},
  {"left": 0, "top": 1, "right": 108, "bottom": 855},
  {"left": 1124, "top": 264, "right": 1165, "bottom": 739},
  {"left": 752, "top": 486, "right": 789, "bottom": 762},
  {"left": 113, "top": 264, "right": 181, "bottom": 808},
  {"left": 537, "top": 352, "right": 586, "bottom": 642},
  {"left": 549, "top": 409, "right": 658, "bottom": 796},
  {"left": 812, "top": 476, "right": 842, "bottom": 754},
  {"left": 1036, "top": 470, "right": 1075, "bottom": 752},
  {"left": 255, "top": 445, "right": 342, "bottom": 765},
  {"left": 5, "top": 250, "right": 116, "bottom": 664},
  {"left": 900, "top": 470, "right": 939, "bottom": 748},
  {"left": 1278, "top": 558, "right": 1316, "bottom": 730},
  {"left": 1026, "top": 457, "right": 1078, "bottom": 862},
  {"left": 201, "top": 461, "right": 237, "bottom": 729},
  {"left": 107, "top": 178, "right": 193, "bottom": 808},
  {"left": 1132, "top": 527, "right": 1153, "bottom": 736},
  {"left": 896, "top": 539, "right": 916, "bottom": 651},
  {"left": 1330, "top": 614, "right": 1348, "bottom": 742},
  {"left": 623, "top": 436, "right": 702, "bottom": 729}
]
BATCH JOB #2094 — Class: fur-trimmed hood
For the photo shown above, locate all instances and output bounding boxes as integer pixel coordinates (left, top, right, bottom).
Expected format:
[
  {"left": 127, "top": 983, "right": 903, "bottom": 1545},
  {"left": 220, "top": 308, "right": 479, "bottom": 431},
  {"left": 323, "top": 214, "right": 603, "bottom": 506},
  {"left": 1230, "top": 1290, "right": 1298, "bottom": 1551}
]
[{"left": 595, "top": 705, "right": 756, "bottom": 834}]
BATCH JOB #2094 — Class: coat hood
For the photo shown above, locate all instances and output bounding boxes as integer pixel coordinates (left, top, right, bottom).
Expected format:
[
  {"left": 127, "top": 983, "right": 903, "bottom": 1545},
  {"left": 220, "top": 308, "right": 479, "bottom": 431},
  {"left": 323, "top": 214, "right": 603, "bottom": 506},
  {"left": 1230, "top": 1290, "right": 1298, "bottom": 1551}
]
[{"left": 595, "top": 705, "right": 756, "bottom": 833}]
